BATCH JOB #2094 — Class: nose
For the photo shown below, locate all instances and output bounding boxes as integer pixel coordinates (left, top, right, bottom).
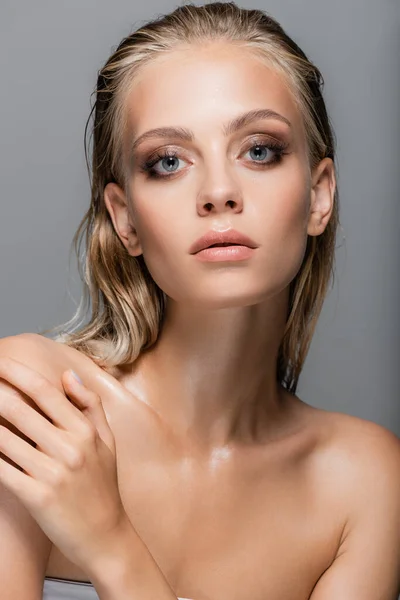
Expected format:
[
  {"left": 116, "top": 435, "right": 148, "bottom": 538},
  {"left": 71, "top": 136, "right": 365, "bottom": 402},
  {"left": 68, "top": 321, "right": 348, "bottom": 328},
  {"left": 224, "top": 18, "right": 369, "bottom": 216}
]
[{"left": 195, "top": 162, "right": 244, "bottom": 216}]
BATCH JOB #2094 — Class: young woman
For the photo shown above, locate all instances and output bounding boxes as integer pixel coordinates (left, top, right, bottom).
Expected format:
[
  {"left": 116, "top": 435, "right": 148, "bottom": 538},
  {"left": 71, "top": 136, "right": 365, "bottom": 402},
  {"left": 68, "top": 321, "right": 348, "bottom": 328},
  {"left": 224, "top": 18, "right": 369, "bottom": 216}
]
[{"left": 0, "top": 3, "right": 399, "bottom": 600}]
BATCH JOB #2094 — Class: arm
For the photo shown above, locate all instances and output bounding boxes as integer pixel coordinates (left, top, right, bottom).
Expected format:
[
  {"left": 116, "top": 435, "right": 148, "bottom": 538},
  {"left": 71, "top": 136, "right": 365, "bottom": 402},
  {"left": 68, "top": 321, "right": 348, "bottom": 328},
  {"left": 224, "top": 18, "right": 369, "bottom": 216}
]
[
  {"left": 0, "top": 334, "right": 54, "bottom": 599},
  {"left": 309, "top": 424, "right": 400, "bottom": 600},
  {"left": 0, "top": 334, "right": 178, "bottom": 600},
  {"left": 86, "top": 521, "right": 178, "bottom": 600}
]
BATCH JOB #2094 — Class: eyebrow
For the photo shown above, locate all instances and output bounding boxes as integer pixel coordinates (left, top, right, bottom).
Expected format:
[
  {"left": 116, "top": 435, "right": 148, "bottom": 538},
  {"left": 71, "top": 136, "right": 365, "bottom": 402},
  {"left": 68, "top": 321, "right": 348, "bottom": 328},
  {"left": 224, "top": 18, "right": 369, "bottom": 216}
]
[{"left": 129, "top": 108, "right": 292, "bottom": 159}]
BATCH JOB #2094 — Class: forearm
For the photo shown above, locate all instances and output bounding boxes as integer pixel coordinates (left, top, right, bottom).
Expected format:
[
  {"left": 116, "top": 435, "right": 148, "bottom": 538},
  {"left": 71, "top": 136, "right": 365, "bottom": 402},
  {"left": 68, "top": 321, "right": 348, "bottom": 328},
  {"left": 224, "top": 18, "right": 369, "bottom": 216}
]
[{"left": 87, "top": 522, "right": 178, "bottom": 600}]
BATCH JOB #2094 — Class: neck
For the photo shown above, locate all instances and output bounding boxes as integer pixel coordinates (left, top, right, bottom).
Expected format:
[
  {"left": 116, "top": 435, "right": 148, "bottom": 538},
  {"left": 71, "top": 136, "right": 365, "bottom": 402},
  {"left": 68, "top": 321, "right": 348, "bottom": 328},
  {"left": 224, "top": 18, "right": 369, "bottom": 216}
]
[{"left": 129, "top": 287, "right": 292, "bottom": 453}]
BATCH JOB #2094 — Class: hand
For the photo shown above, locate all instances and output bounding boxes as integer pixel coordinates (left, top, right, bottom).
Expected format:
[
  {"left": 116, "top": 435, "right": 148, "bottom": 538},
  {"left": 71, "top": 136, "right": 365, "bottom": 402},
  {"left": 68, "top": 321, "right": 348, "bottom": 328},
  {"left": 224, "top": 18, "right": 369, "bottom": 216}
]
[{"left": 0, "top": 356, "right": 132, "bottom": 575}]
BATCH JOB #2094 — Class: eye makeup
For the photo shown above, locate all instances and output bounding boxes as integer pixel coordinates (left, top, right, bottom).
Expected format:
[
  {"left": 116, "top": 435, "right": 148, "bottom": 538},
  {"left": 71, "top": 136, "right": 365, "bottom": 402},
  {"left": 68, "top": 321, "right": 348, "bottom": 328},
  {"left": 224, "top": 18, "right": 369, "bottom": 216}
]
[{"left": 136, "top": 134, "right": 291, "bottom": 180}]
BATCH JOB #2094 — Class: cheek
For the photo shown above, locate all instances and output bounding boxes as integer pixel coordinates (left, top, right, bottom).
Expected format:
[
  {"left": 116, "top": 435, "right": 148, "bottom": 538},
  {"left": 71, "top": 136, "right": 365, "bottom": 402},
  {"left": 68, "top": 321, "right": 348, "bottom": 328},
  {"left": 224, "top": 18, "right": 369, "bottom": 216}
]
[
  {"left": 136, "top": 210, "right": 170, "bottom": 255},
  {"left": 130, "top": 201, "right": 186, "bottom": 294},
  {"left": 255, "top": 171, "right": 310, "bottom": 289},
  {"left": 129, "top": 161, "right": 311, "bottom": 301}
]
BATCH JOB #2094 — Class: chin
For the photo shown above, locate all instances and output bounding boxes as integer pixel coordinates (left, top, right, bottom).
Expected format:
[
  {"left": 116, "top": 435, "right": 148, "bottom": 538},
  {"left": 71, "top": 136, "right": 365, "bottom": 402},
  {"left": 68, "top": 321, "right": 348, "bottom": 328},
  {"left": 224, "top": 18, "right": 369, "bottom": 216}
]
[{"left": 180, "top": 290, "right": 269, "bottom": 310}]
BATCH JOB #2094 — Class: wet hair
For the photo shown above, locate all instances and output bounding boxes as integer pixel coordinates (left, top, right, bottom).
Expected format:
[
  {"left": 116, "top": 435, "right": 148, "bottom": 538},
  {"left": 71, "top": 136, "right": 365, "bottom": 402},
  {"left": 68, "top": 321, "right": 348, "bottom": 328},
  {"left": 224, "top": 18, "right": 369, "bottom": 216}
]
[{"left": 41, "top": 1, "right": 341, "bottom": 395}]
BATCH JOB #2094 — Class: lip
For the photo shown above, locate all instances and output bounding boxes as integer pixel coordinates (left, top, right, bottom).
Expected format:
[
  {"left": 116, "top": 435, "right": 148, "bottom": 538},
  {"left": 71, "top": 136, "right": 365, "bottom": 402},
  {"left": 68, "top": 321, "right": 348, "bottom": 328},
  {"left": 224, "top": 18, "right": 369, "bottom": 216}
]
[
  {"left": 194, "top": 245, "right": 256, "bottom": 262},
  {"left": 189, "top": 228, "right": 259, "bottom": 254}
]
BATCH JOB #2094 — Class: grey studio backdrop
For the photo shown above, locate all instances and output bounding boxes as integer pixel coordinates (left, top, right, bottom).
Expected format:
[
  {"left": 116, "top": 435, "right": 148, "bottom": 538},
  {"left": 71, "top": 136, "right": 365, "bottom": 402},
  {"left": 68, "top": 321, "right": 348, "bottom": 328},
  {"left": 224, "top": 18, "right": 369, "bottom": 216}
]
[{"left": 1, "top": 0, "right": 399, "bottom": 444}]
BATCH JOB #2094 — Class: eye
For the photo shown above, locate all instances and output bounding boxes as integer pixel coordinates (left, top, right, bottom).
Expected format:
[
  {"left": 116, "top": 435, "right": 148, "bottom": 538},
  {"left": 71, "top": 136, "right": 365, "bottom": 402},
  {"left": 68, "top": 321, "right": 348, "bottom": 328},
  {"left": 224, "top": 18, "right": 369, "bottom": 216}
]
[
  {"left": 139, "top": 137, "right": 289, "bottom": 180},
  {"left": 244, "top": 142, "right": 283, "bottom": 164},
  {"left": 139, "top": 149, "right": 185, "bottom": 179}
]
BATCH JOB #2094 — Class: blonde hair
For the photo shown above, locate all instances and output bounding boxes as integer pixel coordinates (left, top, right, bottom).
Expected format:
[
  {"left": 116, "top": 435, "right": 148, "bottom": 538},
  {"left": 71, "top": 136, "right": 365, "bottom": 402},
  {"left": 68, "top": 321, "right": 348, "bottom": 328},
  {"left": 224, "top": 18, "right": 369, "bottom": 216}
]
[{"left": 40, "top": 1, "right": 341, "bottom": 395}]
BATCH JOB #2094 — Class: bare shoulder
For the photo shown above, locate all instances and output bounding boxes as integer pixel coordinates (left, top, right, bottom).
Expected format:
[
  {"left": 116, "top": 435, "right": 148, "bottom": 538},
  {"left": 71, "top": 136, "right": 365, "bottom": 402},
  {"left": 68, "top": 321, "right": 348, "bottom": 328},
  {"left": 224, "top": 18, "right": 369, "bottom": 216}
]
[
  {"left": 0, "top": 333, "right": 105, "bottom": 403},
  {"left": 27, "top": 333, "right": 120, "bottom": 378},
  {"left": 318, "top": 407, "right": 400, "bottom": 466},
  {"left": 0, "top": 332, "right": 64, "bottom": 382},
  {"left": 308, "top": 406, "right": 400, "bottom": 542},
  {"left": 0, "top": 332, "right": 98, "bottom": 376},
  {"left": 332, "top": 409, "right": 400, "bottom": 504},
  {"left": 309, "top": 406, "right": 400, "bottom": 483},
  {"left": 298, "top": 409, "right": 400, "bottom": 597},
  {"left": 0, "top": 331, "right": 64, "bottom": 360},
  {"left": 16, "top": 334, "right": 158, "bottom": 432}
]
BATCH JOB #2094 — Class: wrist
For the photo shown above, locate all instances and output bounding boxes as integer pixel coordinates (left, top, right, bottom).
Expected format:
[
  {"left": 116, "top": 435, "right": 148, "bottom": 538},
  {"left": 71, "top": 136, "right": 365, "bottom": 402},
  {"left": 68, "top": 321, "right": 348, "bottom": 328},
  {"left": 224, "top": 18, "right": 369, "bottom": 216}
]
[{"left": 87, "top": 518, "right": 177, "bottom": 600}]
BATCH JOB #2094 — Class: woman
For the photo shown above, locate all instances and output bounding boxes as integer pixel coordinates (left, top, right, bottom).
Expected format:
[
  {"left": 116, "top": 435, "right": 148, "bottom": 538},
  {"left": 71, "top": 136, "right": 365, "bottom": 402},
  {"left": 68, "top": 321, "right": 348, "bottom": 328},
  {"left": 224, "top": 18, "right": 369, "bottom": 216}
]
[{"left": 0, "top": 3, "right": 399, "bottom": 600}]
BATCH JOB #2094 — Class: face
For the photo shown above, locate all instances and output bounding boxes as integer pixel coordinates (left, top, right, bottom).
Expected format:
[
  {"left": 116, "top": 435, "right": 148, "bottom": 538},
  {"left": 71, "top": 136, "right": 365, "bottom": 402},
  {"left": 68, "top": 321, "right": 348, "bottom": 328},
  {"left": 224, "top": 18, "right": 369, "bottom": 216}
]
[{"left": 104, "top": 42, "right": 335, "bottom": 309}]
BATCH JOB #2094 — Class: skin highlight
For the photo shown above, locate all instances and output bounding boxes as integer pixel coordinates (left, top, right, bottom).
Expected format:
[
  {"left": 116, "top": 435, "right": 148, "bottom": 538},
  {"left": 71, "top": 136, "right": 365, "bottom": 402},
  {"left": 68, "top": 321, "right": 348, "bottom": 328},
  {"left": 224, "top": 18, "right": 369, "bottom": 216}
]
[
  {"left": 102, "top": 41, "right": 336, "bottom": 457},
  {"left": 1, "top": 8, "right": 398, "bottom": 597}
]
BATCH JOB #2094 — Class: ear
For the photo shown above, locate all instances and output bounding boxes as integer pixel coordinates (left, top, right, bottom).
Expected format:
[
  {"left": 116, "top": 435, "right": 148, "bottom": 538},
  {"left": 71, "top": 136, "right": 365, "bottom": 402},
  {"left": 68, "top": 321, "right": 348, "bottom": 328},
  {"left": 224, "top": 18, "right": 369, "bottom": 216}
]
[
  {"left": 307, "top": 157, "right": 336, "bottom": 236},
  {"left": 103, "top": 182, "right": 143, "bottom": 256}
]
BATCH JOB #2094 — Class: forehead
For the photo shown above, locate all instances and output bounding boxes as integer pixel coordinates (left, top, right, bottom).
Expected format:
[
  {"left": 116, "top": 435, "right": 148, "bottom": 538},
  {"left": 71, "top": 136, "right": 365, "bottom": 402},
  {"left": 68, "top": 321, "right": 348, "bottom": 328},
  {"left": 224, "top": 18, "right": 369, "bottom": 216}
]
[{"left": 123, "top": 42, "right": 304, "bottom": 142}]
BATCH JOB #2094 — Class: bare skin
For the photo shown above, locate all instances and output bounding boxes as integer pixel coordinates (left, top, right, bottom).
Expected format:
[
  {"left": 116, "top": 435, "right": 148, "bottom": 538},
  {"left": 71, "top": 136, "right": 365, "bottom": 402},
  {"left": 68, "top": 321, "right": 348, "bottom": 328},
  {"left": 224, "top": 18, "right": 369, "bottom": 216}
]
[
  {"left": 17, "top": 36, "right": 393, "bottom": 600},
  {"left": 103, "top": 40, "right": 336, "bottom": 453},
  {"left": 42, "top": 335, "right": 350, "bottom": 600},
  {"left": 0, "top": 41, "right": 396, "bottom": 600},
  {"left": 44, "top": 40, "right": 342, "bottom": 599}
]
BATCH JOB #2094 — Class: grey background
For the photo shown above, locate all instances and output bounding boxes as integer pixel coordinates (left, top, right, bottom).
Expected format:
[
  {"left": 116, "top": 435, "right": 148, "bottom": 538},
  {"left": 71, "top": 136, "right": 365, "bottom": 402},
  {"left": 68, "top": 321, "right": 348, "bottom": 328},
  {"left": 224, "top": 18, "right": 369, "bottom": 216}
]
[{"left": 0, "top": 0, "right": 399, "bottom": 444}]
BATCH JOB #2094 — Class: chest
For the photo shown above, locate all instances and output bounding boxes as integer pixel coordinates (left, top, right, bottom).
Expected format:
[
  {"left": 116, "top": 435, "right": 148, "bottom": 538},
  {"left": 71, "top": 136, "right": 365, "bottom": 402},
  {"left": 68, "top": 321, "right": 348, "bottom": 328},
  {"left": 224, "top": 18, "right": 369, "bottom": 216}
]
[
  {"left": 47, "top": 398, "right": 340, "bottom": 599},
  {"left": 47, "top": 451, "right": 337, "bottom": 599},
  {"left": 116, "top": 453, "right": 337, "bottom": 600}
]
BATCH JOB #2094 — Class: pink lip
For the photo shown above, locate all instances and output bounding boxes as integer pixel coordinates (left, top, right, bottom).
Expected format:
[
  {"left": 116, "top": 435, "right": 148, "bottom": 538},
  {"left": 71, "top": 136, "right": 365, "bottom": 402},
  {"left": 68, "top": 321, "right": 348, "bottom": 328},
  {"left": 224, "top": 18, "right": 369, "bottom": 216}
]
[
  {"left": 189, "top": 228, "right": 258, "bottom": 254},
  {"left": 194, "top": 245, "right": 256, "bottom": 262}
]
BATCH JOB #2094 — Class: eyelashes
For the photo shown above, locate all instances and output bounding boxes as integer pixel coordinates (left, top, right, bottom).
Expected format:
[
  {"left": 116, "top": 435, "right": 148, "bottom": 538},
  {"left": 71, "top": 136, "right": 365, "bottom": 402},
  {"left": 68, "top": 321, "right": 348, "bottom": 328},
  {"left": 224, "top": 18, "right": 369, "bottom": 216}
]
[{"left": 138, "top": 137, "right": 290, "bottom": 180}]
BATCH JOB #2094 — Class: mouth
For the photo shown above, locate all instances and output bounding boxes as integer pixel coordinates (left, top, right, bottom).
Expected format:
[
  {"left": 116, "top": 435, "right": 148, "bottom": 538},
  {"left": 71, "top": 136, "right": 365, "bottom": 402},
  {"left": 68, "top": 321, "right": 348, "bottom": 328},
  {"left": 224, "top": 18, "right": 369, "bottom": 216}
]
[
  {"left": 193, "top": 243, "right": 256, "bottom": 262},
  {"left": 207, "top": 242, "right": 243, "bottom": 248},
  {"left": 189, "top": 230, "right": 259, "bottom": 254}
]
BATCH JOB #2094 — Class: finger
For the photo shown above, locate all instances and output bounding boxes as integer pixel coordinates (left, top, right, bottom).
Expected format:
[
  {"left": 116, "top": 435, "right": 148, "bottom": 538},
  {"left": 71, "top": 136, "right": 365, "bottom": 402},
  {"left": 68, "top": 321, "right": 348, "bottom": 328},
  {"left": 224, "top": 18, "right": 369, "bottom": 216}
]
[
  {"left": 0, "top": 357, "right": 91, "bottom": 432},
  {"left": 0, "top": 454, "right": 40, "bottom": 508},
  {"left": 0, "top": 390, "right": 73, "bottom": 462},
  {"left": 0, "top": 425, "right": 56, "bottom": 482},
  {"left": 63, "top": 371, "right": 115, "bottom": 452}
]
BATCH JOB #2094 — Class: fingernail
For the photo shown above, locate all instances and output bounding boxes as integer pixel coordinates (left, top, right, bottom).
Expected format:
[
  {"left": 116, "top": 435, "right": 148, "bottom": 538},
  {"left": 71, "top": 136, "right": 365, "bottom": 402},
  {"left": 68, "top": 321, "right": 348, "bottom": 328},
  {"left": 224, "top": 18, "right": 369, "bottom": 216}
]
[{"left": 70, "top": 370, "right": 83, "bottom": 385}]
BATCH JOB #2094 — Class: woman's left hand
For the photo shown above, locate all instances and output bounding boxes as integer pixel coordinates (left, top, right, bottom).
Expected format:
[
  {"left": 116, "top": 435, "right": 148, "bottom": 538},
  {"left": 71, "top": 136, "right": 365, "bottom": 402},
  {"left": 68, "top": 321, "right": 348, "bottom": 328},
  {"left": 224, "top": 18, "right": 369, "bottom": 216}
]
[{"left": 0, "top": 356, "right": 132, "bottom": 576}]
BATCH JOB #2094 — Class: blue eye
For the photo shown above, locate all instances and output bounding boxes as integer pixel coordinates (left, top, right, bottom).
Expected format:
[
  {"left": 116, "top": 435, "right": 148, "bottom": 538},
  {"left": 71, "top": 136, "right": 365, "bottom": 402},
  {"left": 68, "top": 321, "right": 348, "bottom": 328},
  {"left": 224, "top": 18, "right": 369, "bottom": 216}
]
[
  {"left": 156, "top": 153, "right": 181, "bottom": 174},
  {"left": 247, "top": 144, "right": 270, "bottom": 162},
  {"left": 139, "top": 138, "right": 288, "bottom": 180},
  {"left": 140, "top": 150, "right": 182, "bottom": 178}
]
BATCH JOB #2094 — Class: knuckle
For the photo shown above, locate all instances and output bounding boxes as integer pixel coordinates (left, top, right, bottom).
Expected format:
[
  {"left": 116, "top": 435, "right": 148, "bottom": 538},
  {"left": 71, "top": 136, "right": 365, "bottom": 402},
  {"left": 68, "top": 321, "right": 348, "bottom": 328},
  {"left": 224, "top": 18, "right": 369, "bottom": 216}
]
[
  {"left": 60, "top": 436, "right": 85, "bottom": 469},
  {"left": 30, "top": 377, "right": 50, "bottom": 395},
  {"left": 79, "top": 422, "right": 98, "bottom": 443},
  {"left": 35, "top": 485, "right": 55, "bottom": 508},
  {"left": 64, "top": 447, "right": 85, "bottom": 470},
  {"left": 48, "top": 464, "right": 68, "bottom": 487}
]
